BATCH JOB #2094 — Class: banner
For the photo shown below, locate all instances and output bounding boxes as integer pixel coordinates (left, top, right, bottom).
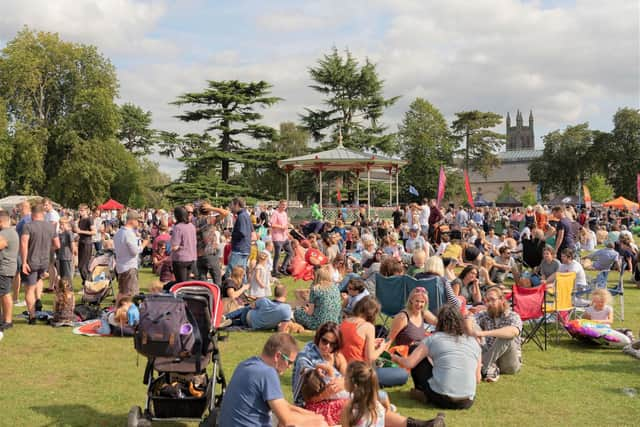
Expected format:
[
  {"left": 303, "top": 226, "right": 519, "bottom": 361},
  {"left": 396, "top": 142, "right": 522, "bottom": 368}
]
[
  {"left": 582, "top": 184, "right": 592, "bottom": 209},
  {"left": 436, "top": 166, "right": 446, "bottom": 207},
  {"left": 637, "top": 173, "right": 640, "bottom": 205},
  {"left": 464, "top": 170, "right": 475, "bottom": 209}
]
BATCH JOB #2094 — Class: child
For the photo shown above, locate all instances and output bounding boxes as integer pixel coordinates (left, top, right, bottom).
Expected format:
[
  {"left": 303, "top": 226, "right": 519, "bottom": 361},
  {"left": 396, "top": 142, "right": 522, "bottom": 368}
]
[
  {"left": 222, "top": 266, "right": 250, "bottom": 313},
  {"left": 342, "top": 361, "right": 445, "bottom": 427},
  {"left": 301, "top": 366, "right": 349, "bottom": 426},
  {"left": 57, "top": 217, "right": 75, "bottom": 282},
  {"left": 108, "top": 296, "right": 139, "bottom": 336},
  {"left": 582, "top": 288, "right": 614, "bottom": 325},
  {"left": 343, "top": 278, "right": 370, "bottom": 316},
  {"left": 249, "top": 251, "right": 270, "bottom": 298}
]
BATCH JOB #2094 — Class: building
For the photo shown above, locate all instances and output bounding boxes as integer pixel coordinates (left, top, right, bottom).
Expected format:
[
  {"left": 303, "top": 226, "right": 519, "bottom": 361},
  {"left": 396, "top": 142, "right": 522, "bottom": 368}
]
[{"left": 468, "top": 110, "right": 542, "bottom": 201}]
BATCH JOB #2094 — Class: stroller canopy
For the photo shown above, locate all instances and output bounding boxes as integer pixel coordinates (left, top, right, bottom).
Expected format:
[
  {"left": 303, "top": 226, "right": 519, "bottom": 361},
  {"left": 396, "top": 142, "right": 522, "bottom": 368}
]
[{"left": 99, "top": 199, "right": 125, "bottom": 210}]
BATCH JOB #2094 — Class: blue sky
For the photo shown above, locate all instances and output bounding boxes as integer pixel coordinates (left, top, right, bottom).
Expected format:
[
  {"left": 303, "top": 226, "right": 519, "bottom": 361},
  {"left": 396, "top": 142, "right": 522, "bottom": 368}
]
[{"left": 0, "top": 0, "right": 638, "bottom": 177}]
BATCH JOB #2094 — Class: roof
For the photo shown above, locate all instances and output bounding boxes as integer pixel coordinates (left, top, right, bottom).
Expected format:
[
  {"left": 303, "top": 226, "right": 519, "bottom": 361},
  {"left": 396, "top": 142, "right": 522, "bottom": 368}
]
[
  {"left": 497, "top": 150, "right": 543, "bottom": 162},
  {"left": 278, "top": 143, "right": 407, "bottom": 172}
]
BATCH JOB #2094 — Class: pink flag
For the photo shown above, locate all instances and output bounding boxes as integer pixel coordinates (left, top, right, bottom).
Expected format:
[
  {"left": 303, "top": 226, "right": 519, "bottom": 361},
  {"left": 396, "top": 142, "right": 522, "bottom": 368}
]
[
  {"left": 464, "top": 170, "right": 475, "bottom": 209},
  {"left": 437, "top": 166, "right": 446, "bottom": 207},
  {"left": 637, "top": 173, "right": 640, "bottom": 205}
]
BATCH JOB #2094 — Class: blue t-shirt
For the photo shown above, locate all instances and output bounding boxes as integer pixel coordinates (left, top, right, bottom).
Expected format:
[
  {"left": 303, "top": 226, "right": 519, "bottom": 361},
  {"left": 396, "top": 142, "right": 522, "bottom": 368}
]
[
  {"left": 219, "top": 356, "right": 283, "bottom": 427},
  {"left": 127, "top": 304, "right": 140, "bottom": 326},
  {"left": 16, "top": 214, "right": 31, "bottom": 236},
  {"left": 250, "top": 299, "right": 292, "bottom": 330}
]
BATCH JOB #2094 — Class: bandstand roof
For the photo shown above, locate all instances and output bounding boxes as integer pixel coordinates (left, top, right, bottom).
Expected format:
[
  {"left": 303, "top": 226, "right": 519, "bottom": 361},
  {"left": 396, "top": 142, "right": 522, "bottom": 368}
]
[{"left": 278, "top": 143, "right": 407, "bottom": 172}]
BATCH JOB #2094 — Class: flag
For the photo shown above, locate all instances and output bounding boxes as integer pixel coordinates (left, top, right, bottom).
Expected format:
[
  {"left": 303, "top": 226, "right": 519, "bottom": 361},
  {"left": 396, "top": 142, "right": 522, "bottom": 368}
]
[
  {"left": 582, "top": 184, "right": 592, "bottom": 209},
  {"left": 436, "top": 166, "right": 446, "bottom": 207},
  {"left": 408, "top": 185, "right": 419, "bottom": 197},
  {"left": 464, "top": 170, "right": 475, "bottom": 209},
  {"left": 637, "top": 173, "right": 640, "bottom": 205},
  {"left": 336, "top": 186, "right": 342, "bottom": 203}
]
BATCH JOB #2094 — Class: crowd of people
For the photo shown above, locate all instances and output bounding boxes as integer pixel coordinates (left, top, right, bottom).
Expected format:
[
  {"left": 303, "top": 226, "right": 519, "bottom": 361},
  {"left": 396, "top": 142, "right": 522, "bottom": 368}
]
[{"left": 0, "top": 195, "right": 634, "bottom": 426}]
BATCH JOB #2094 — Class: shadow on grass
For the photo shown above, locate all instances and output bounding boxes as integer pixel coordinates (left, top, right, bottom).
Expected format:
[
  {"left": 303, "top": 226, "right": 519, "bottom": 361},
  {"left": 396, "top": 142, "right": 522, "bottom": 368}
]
[{"left": 31, "top": 404, "right": 192, "bottom": 427}]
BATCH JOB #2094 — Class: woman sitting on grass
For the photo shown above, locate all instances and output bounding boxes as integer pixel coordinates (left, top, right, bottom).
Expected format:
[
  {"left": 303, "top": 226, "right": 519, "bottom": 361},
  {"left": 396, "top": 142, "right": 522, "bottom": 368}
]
[
  {"left": 294, "top": 266, "right": 342, "bottom": 331},
  {"left": 386, "top": 287, "right": 437, "bottom": 350},
  {"left": 392, "top": 304, "right": 481, "bottom": 410}
]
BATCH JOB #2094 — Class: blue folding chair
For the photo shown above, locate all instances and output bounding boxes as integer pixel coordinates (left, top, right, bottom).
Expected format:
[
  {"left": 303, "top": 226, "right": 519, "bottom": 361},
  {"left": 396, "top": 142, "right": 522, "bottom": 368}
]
[
  {"left": 375, "top": 274, "right": 410, "bottom": 327},
  {"left": 407, "top": 276, "right": 447, "bottom": 317}
]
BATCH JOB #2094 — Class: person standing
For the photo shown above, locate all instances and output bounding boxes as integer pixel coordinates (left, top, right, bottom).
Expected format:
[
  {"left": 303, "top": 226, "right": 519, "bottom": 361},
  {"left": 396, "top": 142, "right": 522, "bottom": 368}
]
[
  {"left": 196, "top": 203, "right": 228, "bottom": 284},
  {"left": 428, "top": 199, "right": 443, "bottom": 242},
  {"left": 75, "top": 204, "right": 95, "bottom": 285},
  {"left": 113, "top": 211, "right": 147, "bottom": 303},
  {"left": 43, "top": 198, "right": 60, "bottom": 291},
  {"left": 219, "top": 333, "right": 327, "bottom": 427},
  {"left": 171, "top": 206, "right": 197, "bottom": 283},
  {"left": 419, "top": 198, "right": 431, "bottom": 239},
  {"left": 20, "top": 204, "right": 60, "bottom": 323},
  {"left": 225, "top": 197, "right": 252, "bottom": 277},
  {"left": 552, "top": 206, "right": 575, "bottom": 260},
  {"left": 0, "top": 211, "right": 19, "bottom": 331},
  {"left": 271, "top": 200, "right": 293, "bottom": 277},
  {"left": 12, "top": 201, "right": 31, "bottom": 306},
  {"left": 91, "top": 208, "right": 104, "bottom": 253}
]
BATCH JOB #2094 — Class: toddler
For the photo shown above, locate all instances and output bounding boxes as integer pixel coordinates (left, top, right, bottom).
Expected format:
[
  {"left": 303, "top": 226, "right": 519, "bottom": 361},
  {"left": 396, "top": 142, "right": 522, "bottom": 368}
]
[
  {"left": 249, "top": 251, "right": 271, "bottom": 298},
  {"left": 57, "top": 217, "right": 75, "bottom": 281},
  {"left": 582, "top": 288, "right": 613, "bottom": 325}
]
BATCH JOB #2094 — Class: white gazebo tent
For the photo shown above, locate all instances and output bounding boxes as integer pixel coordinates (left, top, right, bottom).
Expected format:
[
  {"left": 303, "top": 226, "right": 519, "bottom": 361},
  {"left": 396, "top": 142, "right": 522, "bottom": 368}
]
[{"left": 277, "top": 139, "right": 407, "bottom": 218}]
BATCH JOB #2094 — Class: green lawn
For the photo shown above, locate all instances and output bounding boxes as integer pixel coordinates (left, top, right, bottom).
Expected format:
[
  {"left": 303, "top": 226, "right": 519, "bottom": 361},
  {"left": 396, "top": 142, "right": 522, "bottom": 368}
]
[{"left": 1, "top": 268, "right": 639, "bottom": 427}]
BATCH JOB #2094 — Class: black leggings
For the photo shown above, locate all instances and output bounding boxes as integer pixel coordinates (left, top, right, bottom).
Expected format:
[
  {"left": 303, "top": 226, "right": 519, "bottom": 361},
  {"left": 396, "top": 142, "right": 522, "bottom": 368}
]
[
  {"left": 172, "top": 261, "right": 194, "bottom": 283},
  {"left": 411, "top": 357, "right": 474, "bottom": 410}
]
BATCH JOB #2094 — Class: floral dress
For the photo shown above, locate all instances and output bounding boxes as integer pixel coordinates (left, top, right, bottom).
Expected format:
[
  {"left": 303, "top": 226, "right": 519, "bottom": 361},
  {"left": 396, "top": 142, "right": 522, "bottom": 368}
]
[{"left": 294, "top": 284, "right": 342, "bottom": 330}]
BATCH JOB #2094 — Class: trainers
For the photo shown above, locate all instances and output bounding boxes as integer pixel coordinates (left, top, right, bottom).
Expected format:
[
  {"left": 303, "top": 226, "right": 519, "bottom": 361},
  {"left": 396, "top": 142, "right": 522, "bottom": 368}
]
[
  {"left": 28, "top": 317, "right": 37, "bottom": 325},
  {"left": 14, "top": 300, "right": 26, "bottom": 307},
  {"left": 0, "top": 322, "right": 13, "bottom": 331},
  {"left": 484, "top": 365, "right": 500, "bottom": 383}
]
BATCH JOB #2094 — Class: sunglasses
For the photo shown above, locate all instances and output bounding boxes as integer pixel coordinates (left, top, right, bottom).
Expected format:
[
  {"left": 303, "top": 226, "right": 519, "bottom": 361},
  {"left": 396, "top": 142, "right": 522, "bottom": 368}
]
[
  {"left": 280, "top": 352, "right": 293, "bottom": 367},
  {"left": 319, "top": 336, "right": 338, "bottom": 348}
]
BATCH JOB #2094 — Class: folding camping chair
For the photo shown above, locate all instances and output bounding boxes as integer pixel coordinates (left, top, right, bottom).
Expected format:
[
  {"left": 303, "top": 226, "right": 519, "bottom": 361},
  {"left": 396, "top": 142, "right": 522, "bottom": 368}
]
[
  {"left": 512, "top": 284, "right": 547, "bottom": 351},
  {"left": 410, "top": 276, "right": 447, "bottom": 317},
  {"left": 609, "top": 260, "right": 625, "bottom": 321},
  {"left": 375, "top": 274, "right": 409, "bottom": 327},
  {"left": 544, "top": 271, "right": 576, "bottom": 343}
]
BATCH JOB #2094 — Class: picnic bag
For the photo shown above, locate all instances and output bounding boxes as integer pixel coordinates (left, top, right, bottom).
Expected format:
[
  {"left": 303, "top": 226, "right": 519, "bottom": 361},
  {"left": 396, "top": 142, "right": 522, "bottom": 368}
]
[{"left": 134, "top": 294, "right": 198, "bottom": 359}]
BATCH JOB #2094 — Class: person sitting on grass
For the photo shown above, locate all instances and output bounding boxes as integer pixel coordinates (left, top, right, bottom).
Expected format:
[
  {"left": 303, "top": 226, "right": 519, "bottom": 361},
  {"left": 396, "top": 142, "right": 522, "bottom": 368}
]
[
  {"left": 450, "top": 265, "right": 483, "bottom": 307},
  {"left": 536, "top": 245, "right": 561, "bottom": 285},
  {"left": 469, "top": 287, "right": 522, "bottom": 383},
  {"left": 342, "top": 277, "right": 370, "bottom": 316},
  {"left": 224, "top": 284, "right": 293, "bottom": 331},
  {"left": 392, "top": 304, "right": 481, "bottom": 410},
  {"left": 218, "top": 332, "right": 328, "bottom": 427},
  {"left": 294, "top": 265, "right": 342, "bottom": 331},
  {"left": 387, "top": 287, "right": 437, "bottom": 349},
  {"left": 341, "top": 361, "right": 446, "bottom": 427}
]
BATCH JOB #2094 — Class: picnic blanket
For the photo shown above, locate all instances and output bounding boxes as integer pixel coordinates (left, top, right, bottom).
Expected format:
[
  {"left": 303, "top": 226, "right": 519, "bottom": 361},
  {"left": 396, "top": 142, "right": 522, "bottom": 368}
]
[{"left": 72, "top": 319, "right": 110, "bottom": 337}]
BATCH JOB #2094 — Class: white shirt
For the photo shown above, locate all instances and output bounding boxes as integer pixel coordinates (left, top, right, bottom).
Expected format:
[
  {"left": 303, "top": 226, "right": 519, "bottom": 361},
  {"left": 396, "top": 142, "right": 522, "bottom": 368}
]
[
  {"left": 419, "top": 204, "right": 430, "bottom": 227},
  {"left": 559, "top": 260, "right": 588, "bottom": 288},
  {"left": 113, "top": 226, "right": 142, "bottom": 273},
  {"left": 45, "top": 209, "right": 60, "bottom": 233}
]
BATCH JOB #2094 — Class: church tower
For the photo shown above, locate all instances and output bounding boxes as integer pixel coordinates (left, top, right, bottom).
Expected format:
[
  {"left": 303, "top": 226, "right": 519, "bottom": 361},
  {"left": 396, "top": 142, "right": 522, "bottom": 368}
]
[{"left": 506, "top": 109, "right": 534, "bottom": 151}]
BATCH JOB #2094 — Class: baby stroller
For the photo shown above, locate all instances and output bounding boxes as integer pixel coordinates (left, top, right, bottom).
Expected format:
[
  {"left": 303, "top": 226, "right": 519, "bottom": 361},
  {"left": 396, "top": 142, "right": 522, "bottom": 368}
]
[
  {"left": 128, "top": 281, "right": 226, "bottom": 427},
  {"left": 76, "top": 250, "right": 116, "bottom": 320}
]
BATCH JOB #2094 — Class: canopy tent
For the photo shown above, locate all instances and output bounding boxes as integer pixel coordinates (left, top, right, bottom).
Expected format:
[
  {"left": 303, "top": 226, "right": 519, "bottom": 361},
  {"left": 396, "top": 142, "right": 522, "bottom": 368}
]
[
  {"left": 495, "top": 195, "right": 522, "bottom": 207},
  {"left": 0, "top": 195, "right": 46, "bottom": 211},
  {"left": 473, "top": 196, "right": 492, "bottom": 207},
  {"left": 602, "top": 196, "right": 639, "bottom": 210},
  {"left": 99, "top": 199, "right": 125, "bottom": 210},
  {"left": 277, "top": 136, "right": 407, "bottom": 218}
]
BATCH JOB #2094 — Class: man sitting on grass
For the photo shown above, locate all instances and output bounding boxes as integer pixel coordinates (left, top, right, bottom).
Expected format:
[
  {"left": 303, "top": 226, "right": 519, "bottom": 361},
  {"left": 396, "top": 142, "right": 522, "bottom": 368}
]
[
  {"left": 219, "top": 332, "right": 327, "bottom": 427},
  {"left": 470, "top": 287, "right": 522, "bottom": 383},
  {"left": 223, "top": 284, "right": 293, "bottom": 331}
]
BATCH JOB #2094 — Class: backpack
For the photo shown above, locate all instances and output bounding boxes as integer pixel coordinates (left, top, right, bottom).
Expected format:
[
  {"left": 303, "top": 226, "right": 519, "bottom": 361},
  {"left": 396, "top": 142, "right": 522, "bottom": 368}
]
[{"left": 134, "top": 294, "right": 200, "bottom": 360}]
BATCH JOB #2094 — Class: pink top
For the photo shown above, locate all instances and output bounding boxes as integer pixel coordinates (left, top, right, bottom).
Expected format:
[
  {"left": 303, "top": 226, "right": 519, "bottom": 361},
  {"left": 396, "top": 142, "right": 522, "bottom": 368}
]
[
  {"left": 270, "top": 210, "right": 289, "bottom": 242},
  {"left": 171, "top": 223, "right": 197, "bottom": 262}
]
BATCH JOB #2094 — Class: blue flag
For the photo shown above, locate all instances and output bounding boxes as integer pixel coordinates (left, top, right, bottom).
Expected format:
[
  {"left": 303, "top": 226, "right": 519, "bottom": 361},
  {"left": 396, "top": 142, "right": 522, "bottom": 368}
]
[{"left": 408, "top": 185, "right": 419, "bottom": 197}]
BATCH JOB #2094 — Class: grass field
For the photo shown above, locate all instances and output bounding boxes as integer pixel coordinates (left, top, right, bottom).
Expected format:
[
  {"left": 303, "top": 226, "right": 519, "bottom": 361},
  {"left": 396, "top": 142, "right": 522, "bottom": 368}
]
[{"left": 1, "top": 268, "right": 639, "bottom": 427}]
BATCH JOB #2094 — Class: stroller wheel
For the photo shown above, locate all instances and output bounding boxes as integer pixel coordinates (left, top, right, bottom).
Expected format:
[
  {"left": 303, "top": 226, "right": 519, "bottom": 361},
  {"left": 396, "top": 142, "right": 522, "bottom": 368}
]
[{"left": 128, "top": 406, "right": 149, "bottom": 427}]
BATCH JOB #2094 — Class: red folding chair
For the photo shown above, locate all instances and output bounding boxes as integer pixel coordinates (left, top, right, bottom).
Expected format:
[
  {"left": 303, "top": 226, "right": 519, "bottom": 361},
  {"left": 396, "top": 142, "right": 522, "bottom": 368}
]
[{"left": 512, "top": 284, "right": 547, "bottom": 351}]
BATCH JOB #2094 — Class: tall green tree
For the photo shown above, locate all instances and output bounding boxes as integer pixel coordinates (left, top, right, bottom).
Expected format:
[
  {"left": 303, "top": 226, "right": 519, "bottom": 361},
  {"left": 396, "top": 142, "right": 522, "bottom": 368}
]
[
  {"left": 301, "top": 48, "right": 399, "bottom": 153},
  {"left": 0, "top": 100, "right": 13, "bottom": 192},
  {"left": 528, "top": 123, "right": 594, "bottom": 198},
  {"left": 118, "top": 103, "right": 156, "bottom": 156},
  {"left": 167, "top": 80, "right": 281, "bottom": 181},
  {"left": 585, "top": 173, "right": 614, "bottom": 202},
  {"left": 397, "top": 98, "right": 456, "bottom": 200},
  {"left": 451, "top": 111, "right": 505, "bottom": 177},
  {"left": 594, "top": 108, "right": 640, "bottom": 198},
  {"left": 0, "top": 28, "right": 146, "bottom": 206}
]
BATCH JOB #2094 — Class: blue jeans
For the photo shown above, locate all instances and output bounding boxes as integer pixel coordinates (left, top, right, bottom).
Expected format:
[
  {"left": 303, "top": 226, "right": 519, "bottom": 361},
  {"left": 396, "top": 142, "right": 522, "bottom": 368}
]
[
  {"left": 273, "top": 240, "right": 293, "bottom": 274},
  {"left": 226, "top": 306, "right": 250, "bottom": 326},
  {"left": 375, "top": 367, "right": 409, "bottom": 388},
  {"left": 225, "top": 251, "right": 249, "bottom": 279}
]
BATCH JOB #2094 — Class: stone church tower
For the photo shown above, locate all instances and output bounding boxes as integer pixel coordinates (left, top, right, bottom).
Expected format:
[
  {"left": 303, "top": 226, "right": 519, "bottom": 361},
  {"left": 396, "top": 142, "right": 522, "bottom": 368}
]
[{"left": 506, "top": 110, "right": 534, "bottom": 151}]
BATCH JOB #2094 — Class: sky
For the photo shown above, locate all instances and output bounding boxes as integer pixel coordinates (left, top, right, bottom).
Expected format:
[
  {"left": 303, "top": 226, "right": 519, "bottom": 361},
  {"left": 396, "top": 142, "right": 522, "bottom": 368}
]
[{"left": 0, "top": 0, "right": 638, "bottom": 178}]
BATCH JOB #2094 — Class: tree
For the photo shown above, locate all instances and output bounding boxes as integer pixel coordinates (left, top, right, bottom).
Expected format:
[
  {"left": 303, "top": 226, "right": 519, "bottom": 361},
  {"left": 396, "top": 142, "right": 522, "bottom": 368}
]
[
  {"left": 397, "top": 98, "right": 456, "bottom": 200},
  {"left": 520, "top": 189, "right": 537, "bottom": 207},
  {"left": 301, "top": 48, "right": 399, "bottom": 153},
  {"left": 496, "top": 182, "right": 517, "bottom": 203},
  {"left": 0, "top": 28, "right": 148, "bottom": 206},
  {"left": 585, "top": 173, "right": 614, "bottom": 202},
  {"left": 594, "top": 108, "right": 640, "bottom": 198},
  {"left": 118, "top": 103, "right": 156, "bottom": 156},
  {"left": 0, "top": 99, "right": 12, "bottom": 192},
  {"left": 168, "top": 80, "right": 281, "bottom": 181},
  {"left": 529, "top": 124, "right": 594, "bottom": 198},
  {"left": 451, "top": 111, "right": 505, "bottom": 177}
]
